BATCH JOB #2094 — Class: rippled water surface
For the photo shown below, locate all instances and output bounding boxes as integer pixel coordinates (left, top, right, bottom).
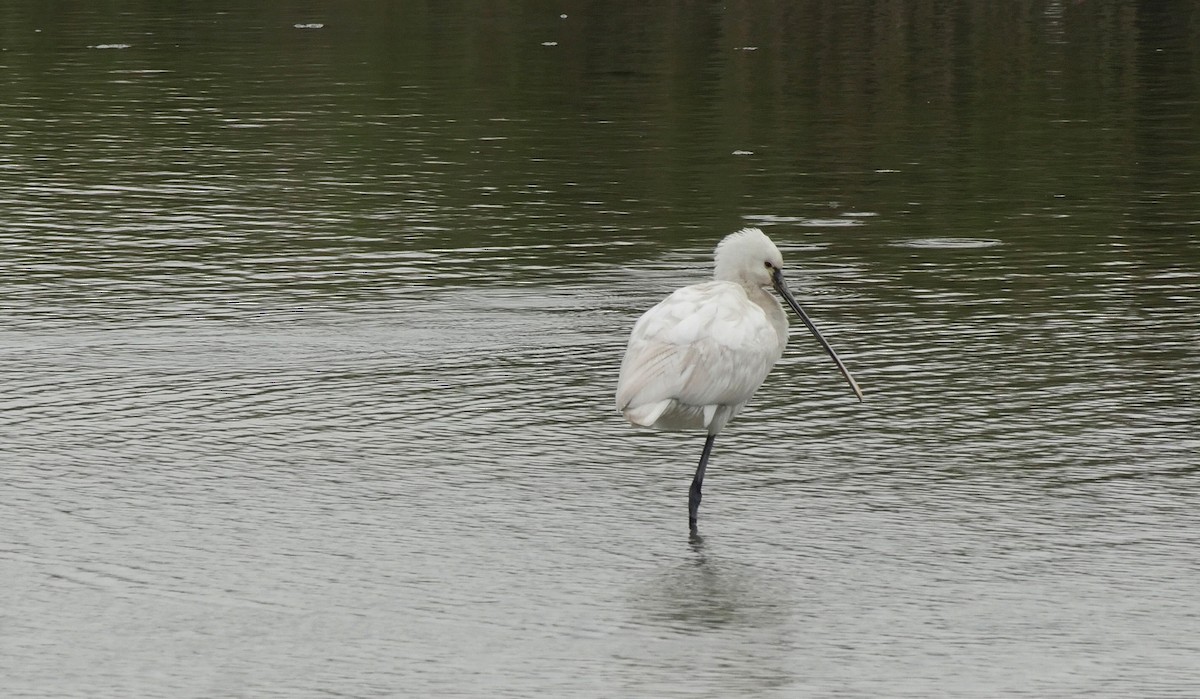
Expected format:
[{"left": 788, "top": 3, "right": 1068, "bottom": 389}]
[{"left": 3, "top": 2, "right": 1200, "bottom": 697}]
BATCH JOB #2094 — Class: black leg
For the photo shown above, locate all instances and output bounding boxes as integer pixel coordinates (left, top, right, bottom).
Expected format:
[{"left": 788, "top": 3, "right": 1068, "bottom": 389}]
[{"left": 689, "top": 434, "right": 717, "bottom": 533}]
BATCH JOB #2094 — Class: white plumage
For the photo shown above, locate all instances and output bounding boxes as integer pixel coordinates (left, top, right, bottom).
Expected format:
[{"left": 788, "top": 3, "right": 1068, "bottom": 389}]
[
  {"left": 615, "top": 227, "right": 862, "bottom": 533},
  {"left": 616, "top": 278, "right": 784, "bottom": 434}
]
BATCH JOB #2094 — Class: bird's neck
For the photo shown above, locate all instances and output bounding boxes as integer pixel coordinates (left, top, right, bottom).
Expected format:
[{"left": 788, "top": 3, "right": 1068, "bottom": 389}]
[{"left": 747, "top": 286, "right": 788, "bottom": 343}]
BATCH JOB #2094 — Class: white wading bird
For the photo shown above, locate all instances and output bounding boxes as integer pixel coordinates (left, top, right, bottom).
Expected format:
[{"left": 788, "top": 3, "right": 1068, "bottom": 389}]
[{"left": 615, "top": 227, "right": 863, "bottom": 533}]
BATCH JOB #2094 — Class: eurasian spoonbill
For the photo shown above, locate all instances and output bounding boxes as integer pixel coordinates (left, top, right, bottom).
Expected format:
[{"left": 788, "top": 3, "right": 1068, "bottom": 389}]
[{"left": 615, "top": 227, "right": 863, "bottom": 533}]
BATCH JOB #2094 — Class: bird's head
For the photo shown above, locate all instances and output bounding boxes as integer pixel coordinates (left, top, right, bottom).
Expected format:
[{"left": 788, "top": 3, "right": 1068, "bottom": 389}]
[{"left": 713, "top": 227, "right": 784, "bottom": 288}]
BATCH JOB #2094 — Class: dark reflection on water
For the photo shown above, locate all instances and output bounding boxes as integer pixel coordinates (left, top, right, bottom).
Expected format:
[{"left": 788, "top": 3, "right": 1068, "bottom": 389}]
[
  {"left": 2, "top": 1, "right": 1200, "bottom": 697},
  {"left": 635, "top": 536, "right": 791, "bottom": 633}
]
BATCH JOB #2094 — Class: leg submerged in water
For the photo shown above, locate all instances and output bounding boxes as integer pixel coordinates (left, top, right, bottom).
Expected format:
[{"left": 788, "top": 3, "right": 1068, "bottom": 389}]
[{"left": 689, "top": 434, "right": 717, "bottom": 533}]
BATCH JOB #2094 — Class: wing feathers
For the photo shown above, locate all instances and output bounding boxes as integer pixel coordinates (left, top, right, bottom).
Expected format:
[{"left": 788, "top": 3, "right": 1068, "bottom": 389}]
[{"left": 616, "top": 281, "right": 784, "bottom": 431}]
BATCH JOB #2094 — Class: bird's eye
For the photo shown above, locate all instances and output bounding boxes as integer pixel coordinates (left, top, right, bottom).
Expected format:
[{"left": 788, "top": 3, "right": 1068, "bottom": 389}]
[{"left": 763, "top": 261, "right": 773, "bottom": 269}]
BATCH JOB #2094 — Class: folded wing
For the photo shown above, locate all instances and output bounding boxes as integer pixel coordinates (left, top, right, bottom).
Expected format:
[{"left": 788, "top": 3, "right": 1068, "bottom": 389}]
[{"left": 615, "top": 281, "right": 783, "bottom": 432}]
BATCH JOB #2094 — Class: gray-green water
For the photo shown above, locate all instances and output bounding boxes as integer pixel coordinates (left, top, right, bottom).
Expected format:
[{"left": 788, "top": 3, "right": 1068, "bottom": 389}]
[{"left": 3, "top": 2, "right": 1199, "bottom": 697}]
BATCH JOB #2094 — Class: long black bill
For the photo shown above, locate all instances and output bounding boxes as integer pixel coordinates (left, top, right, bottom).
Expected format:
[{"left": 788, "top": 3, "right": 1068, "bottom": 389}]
[{"left": 772, "top": 268, "right": 864, "bottom": 402}]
